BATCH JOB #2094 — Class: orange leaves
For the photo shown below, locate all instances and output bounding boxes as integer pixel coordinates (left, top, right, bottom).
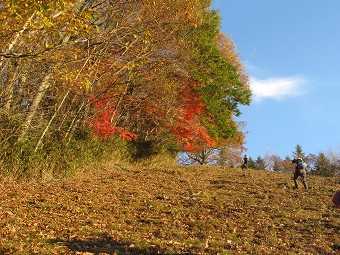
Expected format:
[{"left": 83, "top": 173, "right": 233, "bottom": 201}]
[
  {"left": 86, "top": 95, "right": 137, "bottom": 141},
  {"left": 173, "top": 126, "right": 216, "bottom": 152},
  {"left": 172, "top": 84, "right": 216, "bottom": 152},
  {"left": 215, "top": 33, "right": 249, "bottom": 86},
  {"left": 182, "top": 92, "right": 205, "bottom": 121}
]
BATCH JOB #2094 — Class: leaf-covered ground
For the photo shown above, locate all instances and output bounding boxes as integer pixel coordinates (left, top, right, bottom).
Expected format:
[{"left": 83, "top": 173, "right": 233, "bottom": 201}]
[{"left": 0, "top": 164, "right": 339, "bottom": 254}]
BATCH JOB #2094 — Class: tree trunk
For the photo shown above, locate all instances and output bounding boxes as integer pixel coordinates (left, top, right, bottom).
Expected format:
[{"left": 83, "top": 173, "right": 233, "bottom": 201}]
[
  {"left": 1, "top": 11, "right": 36, "bottom": 110},
  {"left": 3, "top": 72, "right": 19, "bottom": 110},
  {"left": 34, "top": 88, "right": 71, "bottom": 151},
  {"left": 19, "top": 72, "right": 52, "bottom": 141}
]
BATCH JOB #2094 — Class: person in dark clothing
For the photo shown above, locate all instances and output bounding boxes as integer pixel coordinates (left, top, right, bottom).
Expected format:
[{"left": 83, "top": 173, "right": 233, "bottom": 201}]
[
  {"left": 242, "top": 154, "right": 248, "bottom": 169},
  {"left": 291, "top": 158, "right": 308, "bottom": 189},
  {"left": 332, "top": 191, "right": 340, "bottom": 208}
]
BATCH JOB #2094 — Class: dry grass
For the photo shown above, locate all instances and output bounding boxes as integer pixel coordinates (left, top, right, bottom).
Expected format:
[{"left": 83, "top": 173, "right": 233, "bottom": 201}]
[{"left": 0, "top": 164, "right": 339, "bottom": 254}]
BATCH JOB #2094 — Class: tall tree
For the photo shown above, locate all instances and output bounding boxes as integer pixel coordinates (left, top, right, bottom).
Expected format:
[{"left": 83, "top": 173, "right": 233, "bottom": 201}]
[
  {"left": 190, "top": 10, "right": 251, "bottom": 144},
  {"left": 255, "top": 156, "right": 267, "bottom": 170},
  {"left": 177, "top": 5, "right": 251, "bottom": 162},
  {"left": 281, "top": 156, "right": 295, "bottom": 173},
  {"left": 306, "top": 153, "right": 318, "bottom": 174},
  {"left": 248, "top": 157, "right": 257, "bottom": 169},
  {"left": 314, "top": 153, "right": 335, "bottom": 177},
  {"left": 271, "top": 155, "right": 283, "bottom": 172},
  {"left": 292, "top": 144, "right": 305, "bottom": 159},
  {"left": 0, "top": 0, "right": 253, "bottom": 175}
]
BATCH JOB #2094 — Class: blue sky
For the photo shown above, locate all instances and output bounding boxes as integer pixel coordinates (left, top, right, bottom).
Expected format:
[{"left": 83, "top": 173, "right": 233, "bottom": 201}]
[{"left": 212, "top": 0, "right": 340, "bottom": 159}]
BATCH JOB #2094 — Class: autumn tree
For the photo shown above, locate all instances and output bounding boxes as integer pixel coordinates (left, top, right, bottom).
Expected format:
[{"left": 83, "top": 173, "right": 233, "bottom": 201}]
[
  {"left": 1, "top": 0, "right": 252, "bottom": 176},
  {"left": 216, "top": 145, "right": 244, "bottom": 168},
  {"left": 80, "top": 0, "right": 211, "bottom": 158},
  {"left": 212, "top": 122, "right": 247, "bottom": 167},
  {"left": 281, "top": 156, "right": 295, "bottom": 173},
  {"left": 191, "top": 11, "right": 251, "bottom": 142},
  {"left": 271, "top": 155, "right": 283, "bottom": 172},
  {"left": 84, "top": 0, "right": 250, "bottom": 160},
  {"left": 325, "top": 150, "right": 340, "bottom": 176},
  {"left": 306, "top": 153, "right": 318, "bottom": 174},
  {"left": 179, "top": 148, "right": 215, "bottom": 166},
  {"left": 179, "top": 4, "right": 251, "bottom": 163},
  {"left": 0, "top": 0, "right": 99, "bottom": 174}
]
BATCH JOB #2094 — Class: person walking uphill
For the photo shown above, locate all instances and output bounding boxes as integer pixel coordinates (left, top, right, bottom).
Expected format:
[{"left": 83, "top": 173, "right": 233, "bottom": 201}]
[
  {"left": 242, "top": 155, "right": 248, "bottom": 169},
  {"left": 292, "top": 158, "right": 308, "bottom": 189}
]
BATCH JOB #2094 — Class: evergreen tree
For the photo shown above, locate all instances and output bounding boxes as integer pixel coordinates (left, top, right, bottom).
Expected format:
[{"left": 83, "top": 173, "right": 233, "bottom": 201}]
[
  {"left": 315, "top": 152, "right": 336, "bottom": 177},
  {"left": 248, "top": 157, "right": 257, "bottom": 169},
  {"left": 255, "top": 156, "right": 267, "bottom": 170},
  {"left": 292, "top": 144, "right": 305, "bottom": 159}
]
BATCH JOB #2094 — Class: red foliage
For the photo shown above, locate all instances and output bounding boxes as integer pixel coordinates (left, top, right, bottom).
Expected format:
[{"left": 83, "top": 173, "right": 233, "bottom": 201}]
[
  {"left": 172, "top": 85, "right": 216, "bottom": 152},
  {"left": 86, "top": 95, "right": 137, "bottom": 141},
  {"left": 183, "top": 92, "right": 205, "bottom": 120},
  {"left": 172, "top": 125, "right": 216, "bottom": 152}
]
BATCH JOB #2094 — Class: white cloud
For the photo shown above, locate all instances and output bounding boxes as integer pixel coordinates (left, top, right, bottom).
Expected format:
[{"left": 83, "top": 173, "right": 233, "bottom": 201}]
[{"left": 250, "top": 76, "right": 306, "bottom": 102}]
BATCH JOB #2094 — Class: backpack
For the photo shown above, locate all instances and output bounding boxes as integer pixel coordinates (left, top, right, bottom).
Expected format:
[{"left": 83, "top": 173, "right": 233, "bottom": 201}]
[{"left": 297, "top": 160, "right": 306, "bottom": 169}]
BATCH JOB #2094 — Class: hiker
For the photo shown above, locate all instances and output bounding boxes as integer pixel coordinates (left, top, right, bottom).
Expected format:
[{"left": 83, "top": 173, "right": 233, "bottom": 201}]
[
  {"left": 291, "top": 158, "right": 308, "bottom": 189},
  {"left": 242, "top": 154, "right": 248, "bottom": 169},
  {"left": 332, "top": 191, "right": 340, "bottom": 208}
]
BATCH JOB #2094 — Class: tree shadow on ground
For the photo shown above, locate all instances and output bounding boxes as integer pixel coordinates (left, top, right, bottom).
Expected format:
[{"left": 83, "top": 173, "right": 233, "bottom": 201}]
[{"left": 48, "top": 235, "right": 194, "bottom": 255}]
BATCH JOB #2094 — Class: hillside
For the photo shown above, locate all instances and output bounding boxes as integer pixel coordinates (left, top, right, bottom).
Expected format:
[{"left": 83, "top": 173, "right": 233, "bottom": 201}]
[{"left": 0, "top": 164, "right": 339, "bottom": 255}]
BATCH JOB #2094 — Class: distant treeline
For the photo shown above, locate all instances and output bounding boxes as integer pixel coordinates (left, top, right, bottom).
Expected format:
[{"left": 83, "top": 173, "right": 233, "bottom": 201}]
[
  {"left": 179, "top": 144, "right": 340, "bottom": 177},
  {"left": 247, "top": 144, "right": 340, "bottom": 177}
]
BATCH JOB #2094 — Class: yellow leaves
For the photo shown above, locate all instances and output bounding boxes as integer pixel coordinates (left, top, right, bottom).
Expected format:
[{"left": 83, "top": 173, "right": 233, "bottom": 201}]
[
  {"left": 83, "top": 78, "right": 92, "bottom": 92},
  {"left": 142, "top": 39, "right": 150, "bottom": 45},
  {"left": 56, "top": 69, "right": 93, "bottom": 92}
]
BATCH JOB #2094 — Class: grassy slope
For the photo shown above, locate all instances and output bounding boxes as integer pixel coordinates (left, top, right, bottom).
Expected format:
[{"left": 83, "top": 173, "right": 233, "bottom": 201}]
[{"left": 0, "top": 164, "right": 339, "bottom": 255}]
